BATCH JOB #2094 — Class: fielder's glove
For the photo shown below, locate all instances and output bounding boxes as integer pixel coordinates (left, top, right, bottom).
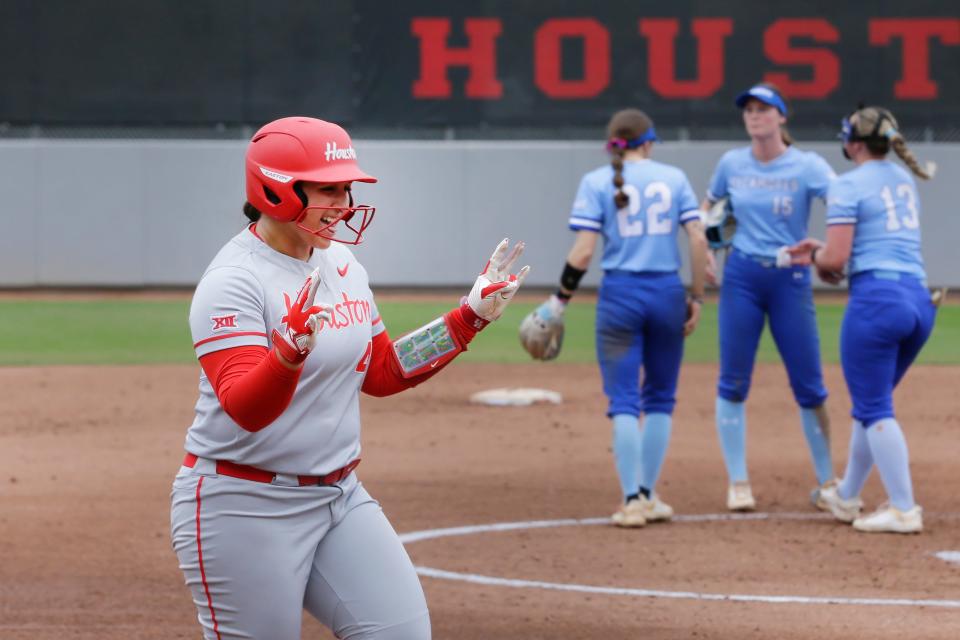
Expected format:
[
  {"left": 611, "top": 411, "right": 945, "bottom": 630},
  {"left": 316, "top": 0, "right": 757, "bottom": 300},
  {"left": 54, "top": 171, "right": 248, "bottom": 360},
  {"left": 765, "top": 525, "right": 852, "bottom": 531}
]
[
  {"left": 272, "top": 267, "right": 334, "bottom": 365},
  {"left": 519, "top": 295, "right": 566, "bottom": 361},
  {"left": 464, "top": 238, "right": 530, "bottom": 325}
]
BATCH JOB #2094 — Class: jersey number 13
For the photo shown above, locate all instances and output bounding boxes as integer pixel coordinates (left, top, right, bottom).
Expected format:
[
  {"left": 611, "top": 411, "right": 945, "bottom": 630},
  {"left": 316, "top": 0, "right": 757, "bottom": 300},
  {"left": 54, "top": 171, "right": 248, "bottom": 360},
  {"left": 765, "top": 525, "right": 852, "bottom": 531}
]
[
  {"left": 880, "top": 184, "right": 919, "bottom": 232},
  {"left": 617, "top": 182, "right": 672, "bottom": 238}
]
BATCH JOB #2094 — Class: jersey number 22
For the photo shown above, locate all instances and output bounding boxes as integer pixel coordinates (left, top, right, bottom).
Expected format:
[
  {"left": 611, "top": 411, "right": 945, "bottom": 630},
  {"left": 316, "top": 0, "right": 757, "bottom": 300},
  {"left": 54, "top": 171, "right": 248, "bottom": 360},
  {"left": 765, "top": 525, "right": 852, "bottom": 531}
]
[{"left": 617, "top": 182, "right": 672, "bottom": 238}]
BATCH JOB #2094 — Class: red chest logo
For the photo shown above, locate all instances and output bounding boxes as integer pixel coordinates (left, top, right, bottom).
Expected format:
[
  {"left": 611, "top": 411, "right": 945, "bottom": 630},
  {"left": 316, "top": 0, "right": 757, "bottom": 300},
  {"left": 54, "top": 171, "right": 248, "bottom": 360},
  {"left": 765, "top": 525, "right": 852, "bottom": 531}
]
[{"left": 210, "top": 314, "right": 238, "bottom": 331}]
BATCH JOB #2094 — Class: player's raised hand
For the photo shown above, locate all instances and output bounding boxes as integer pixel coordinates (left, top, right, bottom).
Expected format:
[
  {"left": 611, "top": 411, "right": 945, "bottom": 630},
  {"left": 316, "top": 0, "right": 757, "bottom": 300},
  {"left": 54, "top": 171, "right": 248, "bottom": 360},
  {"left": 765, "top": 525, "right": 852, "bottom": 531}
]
[
  {"left": 704, "top": 251, "right": 719, "bottom": 286},
  {"left": 272, "top": 267, "right": 334, "bottom": 365},
  {"left": 816, "top": 266, "right": 845, "bottom": 285},
  {"left": 466, "top": 238, "right": 531, "bottom": 322},
  {"left": 683, "top": 297, "right": 702, "bottom": 337}
]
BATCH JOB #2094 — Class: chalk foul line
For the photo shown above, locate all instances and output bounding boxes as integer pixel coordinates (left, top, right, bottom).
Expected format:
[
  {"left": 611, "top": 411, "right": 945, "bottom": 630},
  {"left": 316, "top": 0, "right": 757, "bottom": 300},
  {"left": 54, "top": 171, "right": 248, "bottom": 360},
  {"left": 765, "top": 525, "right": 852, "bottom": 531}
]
[{"left": 400, "top": 513, "right": 960, "bottom": 608}]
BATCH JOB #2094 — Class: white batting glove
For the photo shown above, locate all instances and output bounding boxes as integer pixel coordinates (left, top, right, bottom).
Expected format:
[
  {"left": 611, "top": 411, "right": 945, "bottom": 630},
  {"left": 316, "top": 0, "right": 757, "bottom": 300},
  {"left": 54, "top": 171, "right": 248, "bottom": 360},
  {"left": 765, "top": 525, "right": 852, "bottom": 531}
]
[
  {"left": 465, "top": 238, "right": 531, "bottom": 323},
  {"left": 272, "top": 267, "right": 334, "bottom": 365}
]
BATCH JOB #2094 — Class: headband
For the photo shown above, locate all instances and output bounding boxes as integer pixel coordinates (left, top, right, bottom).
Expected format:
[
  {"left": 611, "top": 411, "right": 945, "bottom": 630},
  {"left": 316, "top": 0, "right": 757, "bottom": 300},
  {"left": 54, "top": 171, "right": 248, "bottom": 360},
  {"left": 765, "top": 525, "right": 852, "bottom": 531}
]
[{"left": 605, "top": 127, "right": 659, "bottom": 152}]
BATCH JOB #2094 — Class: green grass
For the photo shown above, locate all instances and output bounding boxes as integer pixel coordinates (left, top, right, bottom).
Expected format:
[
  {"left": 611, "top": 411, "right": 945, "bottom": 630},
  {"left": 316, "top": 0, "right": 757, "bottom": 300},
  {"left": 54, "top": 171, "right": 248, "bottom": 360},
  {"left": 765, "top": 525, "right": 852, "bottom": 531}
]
[{"left": 0, "top": 299, "right": 957, "bottom": 366}]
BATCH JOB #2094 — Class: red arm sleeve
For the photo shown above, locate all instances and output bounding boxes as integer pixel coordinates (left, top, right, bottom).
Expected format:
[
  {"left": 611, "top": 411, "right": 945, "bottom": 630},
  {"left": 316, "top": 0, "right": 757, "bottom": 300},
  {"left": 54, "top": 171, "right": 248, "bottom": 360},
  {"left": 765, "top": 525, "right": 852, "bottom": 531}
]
[
  {"left": 361, "top": 304, "right": 483, "bottom": 398},
  {"left": 199, "top": 346, "right": 302, "bottom": 432}
]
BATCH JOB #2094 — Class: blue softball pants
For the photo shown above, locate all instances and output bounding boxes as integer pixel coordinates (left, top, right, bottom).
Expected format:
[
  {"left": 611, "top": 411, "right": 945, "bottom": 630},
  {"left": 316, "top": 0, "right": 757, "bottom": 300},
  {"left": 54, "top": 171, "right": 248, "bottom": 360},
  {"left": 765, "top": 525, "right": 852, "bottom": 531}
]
[
  {"left": 717, "top": 249, "right": 827, "bottom": 407},
  {"left": 841, "top": 271, "right": 936, "bottom": 426},
  {"left": 596, "top": 271, "right": 686, "bottom": 417}
]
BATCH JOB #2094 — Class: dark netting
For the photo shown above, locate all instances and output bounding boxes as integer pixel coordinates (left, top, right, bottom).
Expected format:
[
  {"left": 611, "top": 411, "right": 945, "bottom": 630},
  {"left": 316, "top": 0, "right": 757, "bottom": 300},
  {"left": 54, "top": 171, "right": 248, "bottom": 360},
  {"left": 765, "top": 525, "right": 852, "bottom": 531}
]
[{"left": 0, "top": 123, "right": 957, "bottom": 142}]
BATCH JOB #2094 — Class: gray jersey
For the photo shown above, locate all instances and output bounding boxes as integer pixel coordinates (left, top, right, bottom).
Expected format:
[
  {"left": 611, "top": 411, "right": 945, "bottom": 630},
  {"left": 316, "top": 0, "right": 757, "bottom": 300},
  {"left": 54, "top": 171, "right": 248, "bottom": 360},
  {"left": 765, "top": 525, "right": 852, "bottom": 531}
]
[{"left": 186, "top": 225, "right": 384, "bottom": 475}]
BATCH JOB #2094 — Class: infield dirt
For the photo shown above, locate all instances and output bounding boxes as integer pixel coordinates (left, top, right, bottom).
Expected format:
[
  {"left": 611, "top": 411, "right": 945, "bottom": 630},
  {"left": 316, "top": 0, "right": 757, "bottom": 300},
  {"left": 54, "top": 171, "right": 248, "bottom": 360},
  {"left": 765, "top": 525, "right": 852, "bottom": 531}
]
[{"left": 1, "top": 362, "right": 958, "bottom": 639}]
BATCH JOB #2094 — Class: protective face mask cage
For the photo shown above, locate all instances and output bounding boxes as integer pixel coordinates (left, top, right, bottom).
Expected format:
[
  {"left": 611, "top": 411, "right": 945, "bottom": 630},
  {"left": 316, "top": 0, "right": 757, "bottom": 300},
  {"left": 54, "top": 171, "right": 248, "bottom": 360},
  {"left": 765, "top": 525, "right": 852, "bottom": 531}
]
[
  {"left": 295, "top": 205, "right": 377, "bottom": 245},
  {"left": 839, "top": 117, "right": 854, "bottom": 144}
]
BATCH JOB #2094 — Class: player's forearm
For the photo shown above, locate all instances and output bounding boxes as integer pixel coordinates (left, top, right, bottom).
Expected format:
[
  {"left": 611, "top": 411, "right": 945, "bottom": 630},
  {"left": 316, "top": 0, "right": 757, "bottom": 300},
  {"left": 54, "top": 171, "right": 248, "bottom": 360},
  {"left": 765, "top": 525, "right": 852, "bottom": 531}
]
[
  {"left": 361, "top": 304, "right": 484, "bottom": 397},
  {"left": 813, "top": 226, "right": 854, "bottom": 273},
  {"left": 559, "top": 232, "right": 597, "bottom": 299},
  {"left": 200, "top": 347, "right": 302, "bottom": 431},
  {"left": 686, "top": 221, "right": 708, "bottom": 299},
  {"left": 565, "top": 247, "right": 592, "bottom": 272},
  {"left": 565, "top": 231, "right": 597, "bottom": 271},
  {"left": 812, "top": 244, "right": 846, "bottom": 272}
]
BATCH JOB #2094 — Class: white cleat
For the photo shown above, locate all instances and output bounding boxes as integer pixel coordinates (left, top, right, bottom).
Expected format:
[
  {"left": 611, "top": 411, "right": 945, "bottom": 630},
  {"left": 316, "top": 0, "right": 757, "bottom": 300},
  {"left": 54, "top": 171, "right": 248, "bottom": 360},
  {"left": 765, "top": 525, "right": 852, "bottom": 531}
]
[
  {"left": 727, "top": 481, "right": 756, "bottom": 512},
  {"left": 853, "top": 503, "right": 923, "bottom": 534},
  {"left": 816, "top": 483, "right": 863, "bottom": 523},
  {"left": 611, "top": 498, "right": 647, "bottom": 528},
  {"left": 639, "top": 495, "right": 674, "bottom": 523},
  {"left": 811, "top": 478, "right": 837, "bottom": 510}
]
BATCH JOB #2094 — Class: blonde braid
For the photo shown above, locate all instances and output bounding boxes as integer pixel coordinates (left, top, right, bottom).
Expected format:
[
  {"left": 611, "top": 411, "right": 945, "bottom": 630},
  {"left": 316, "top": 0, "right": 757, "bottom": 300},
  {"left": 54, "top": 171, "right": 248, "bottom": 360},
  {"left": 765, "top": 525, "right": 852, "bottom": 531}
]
[
  {"left": 853, "top": 108, "right": 936, "bottom": 180},
  {"left": 889, "top": 135, "right": 936, "bottom": 181}
]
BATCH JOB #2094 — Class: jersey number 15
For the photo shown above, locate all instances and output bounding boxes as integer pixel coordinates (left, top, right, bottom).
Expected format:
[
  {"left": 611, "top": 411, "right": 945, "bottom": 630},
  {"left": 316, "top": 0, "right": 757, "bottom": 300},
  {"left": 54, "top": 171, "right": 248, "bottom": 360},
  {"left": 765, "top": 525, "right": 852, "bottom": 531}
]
[{"left": 617, "top": 182, "right": 672, "bottom": 238}]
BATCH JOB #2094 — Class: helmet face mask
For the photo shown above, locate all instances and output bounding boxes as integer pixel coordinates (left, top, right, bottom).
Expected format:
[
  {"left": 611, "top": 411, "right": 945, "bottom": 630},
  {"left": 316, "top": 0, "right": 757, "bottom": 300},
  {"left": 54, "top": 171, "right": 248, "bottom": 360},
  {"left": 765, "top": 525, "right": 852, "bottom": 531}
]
[
  {"left": 838, "top": 107, "right": 897, "bottom": 161},
  {"left": 245, "top": 117, "right": 377, "bottom": 244},
  {"left": 295, "top": 204, "right": 376, "bottom": 245},
  {"left": 839, "top": 117, "right": 854, "bottom": 144},
  {"left": 839, "top": 116, "right": 855, "bottom": 160}
]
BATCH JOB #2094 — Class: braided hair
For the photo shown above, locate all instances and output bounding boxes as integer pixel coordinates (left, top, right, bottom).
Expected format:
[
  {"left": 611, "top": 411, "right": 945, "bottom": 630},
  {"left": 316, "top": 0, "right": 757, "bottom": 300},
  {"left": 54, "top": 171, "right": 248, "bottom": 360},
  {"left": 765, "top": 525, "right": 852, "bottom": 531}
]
[
  {"left": 848, "top": 107, "right": 935, "bottom": 180},
  {"left": 606, "top": 109, "right": 654, "bottom": 209}
]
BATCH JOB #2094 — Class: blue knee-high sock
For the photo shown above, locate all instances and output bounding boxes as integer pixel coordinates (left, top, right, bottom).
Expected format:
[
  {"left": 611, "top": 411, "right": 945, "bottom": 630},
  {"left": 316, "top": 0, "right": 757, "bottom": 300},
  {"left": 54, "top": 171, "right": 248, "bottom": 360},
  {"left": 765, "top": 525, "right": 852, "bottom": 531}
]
[
  {"left": 716, "top": 397, "right": 748, "bottom": 483},
  {"left": 640, "top": 413, "right": 672, "bottom": 493},
  {"left": 611, "top": 414, "right": 642, "bottom": 499},
  {"left": 800, "top": 407, "right": 834, "bottom": 485},
  {"left": 838, "top": 420, "right": 873, "bottom": 500},
  {"left": 864, "top": 418, "right": 915, "bottom": 511}
]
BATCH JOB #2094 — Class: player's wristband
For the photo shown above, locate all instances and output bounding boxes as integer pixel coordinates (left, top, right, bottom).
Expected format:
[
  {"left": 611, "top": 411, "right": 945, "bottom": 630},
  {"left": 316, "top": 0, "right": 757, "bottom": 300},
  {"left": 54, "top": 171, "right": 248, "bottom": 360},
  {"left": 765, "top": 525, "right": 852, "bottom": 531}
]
[
  {"left": 688, "top": 295, "right": 704, "bottom": 305},
  {"left": 559, "top": 262, "right": 587, "bottom": 293},
  {"left": 271, "top": 328, "right": 307, "bottom": 365},
  {"left": 392, "top": 315, "right": 464, "bottom": 378},
  {"left": 811, "top": 247, "right": 821, "bottom": 267}
]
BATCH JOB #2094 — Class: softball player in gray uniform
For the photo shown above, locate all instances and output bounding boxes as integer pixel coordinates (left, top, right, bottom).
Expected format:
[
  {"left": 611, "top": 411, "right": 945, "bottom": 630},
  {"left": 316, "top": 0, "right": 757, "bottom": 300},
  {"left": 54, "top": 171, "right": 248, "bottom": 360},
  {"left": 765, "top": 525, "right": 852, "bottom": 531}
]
[{"left": 170, "top": 116, "right": 529, "bottom": 639}]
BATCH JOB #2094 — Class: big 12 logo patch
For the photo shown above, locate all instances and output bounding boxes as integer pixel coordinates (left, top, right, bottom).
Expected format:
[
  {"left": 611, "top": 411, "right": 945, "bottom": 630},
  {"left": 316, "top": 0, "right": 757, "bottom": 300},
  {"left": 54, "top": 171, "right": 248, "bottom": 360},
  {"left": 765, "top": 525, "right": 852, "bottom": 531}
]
[{"left": 210, "top": 313, "right": 238, "bottom": 332}]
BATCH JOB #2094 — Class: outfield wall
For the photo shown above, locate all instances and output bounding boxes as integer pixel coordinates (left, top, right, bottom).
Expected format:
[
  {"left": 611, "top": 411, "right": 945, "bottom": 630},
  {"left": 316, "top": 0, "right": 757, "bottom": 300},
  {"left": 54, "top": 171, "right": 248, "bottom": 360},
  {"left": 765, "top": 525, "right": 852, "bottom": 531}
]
[{"left": 0, "top": 140, "right": 956, "bottom": 288}]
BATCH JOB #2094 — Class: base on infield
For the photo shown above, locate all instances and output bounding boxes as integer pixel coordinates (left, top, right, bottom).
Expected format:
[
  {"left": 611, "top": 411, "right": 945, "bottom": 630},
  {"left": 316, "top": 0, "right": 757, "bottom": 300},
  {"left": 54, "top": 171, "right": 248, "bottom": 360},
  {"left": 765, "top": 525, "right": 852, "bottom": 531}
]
[{"left": 469, "top": 387, "right": 563, "bottom": 406}]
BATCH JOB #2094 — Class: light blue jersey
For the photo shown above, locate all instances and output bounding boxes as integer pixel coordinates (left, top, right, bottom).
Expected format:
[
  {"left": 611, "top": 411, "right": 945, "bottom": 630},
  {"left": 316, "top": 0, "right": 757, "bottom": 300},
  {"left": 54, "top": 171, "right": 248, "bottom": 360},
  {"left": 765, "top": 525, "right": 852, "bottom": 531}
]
[
  {"left": 568, "top": 159, "right": 700, "bottom": 272},
  {"left": 826, "top": 160, "right": 926, "bottom": 279},
  {"left": 707, "top": 146, "right": 835, "bottom": 258}
]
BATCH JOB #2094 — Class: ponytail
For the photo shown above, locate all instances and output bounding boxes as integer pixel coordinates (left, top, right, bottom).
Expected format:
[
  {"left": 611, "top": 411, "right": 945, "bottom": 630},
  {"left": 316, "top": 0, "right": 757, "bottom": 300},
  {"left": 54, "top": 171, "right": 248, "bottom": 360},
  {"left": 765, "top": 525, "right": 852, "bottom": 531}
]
[
  {"left": 605, "top": 108, "right": 655, "bottom": 210},
  {"left": 611, "top": 148, "right": 629, "bottom": 209},
  {"left": 849, "top": 107, "right": 936, "bottom": 180},
  {"left": 890, "top": 135, "right": 936, "bottom": 181}
]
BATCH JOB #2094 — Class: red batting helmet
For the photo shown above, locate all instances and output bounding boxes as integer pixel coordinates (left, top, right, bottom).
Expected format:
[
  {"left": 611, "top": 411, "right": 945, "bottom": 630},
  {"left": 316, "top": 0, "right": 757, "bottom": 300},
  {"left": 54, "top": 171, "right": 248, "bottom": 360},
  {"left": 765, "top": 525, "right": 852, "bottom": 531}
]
[{"left": 245, "top": 117, "right": 378, "bottom": 244}]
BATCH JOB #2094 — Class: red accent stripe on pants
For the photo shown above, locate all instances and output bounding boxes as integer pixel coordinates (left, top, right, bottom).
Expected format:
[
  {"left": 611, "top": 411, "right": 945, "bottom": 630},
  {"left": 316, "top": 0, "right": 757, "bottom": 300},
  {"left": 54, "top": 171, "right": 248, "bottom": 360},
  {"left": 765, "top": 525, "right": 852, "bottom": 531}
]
[{"left": 195, "top": 476, "right": 222, "bottom": 640}]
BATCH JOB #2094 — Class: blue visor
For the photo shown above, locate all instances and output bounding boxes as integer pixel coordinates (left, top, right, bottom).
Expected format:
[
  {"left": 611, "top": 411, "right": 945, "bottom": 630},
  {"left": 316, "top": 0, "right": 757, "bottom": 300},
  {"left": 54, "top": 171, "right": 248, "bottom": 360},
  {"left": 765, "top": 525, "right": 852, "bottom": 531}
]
[{"left": 735, "top": 86, "right": 787, "bottom": 116}]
